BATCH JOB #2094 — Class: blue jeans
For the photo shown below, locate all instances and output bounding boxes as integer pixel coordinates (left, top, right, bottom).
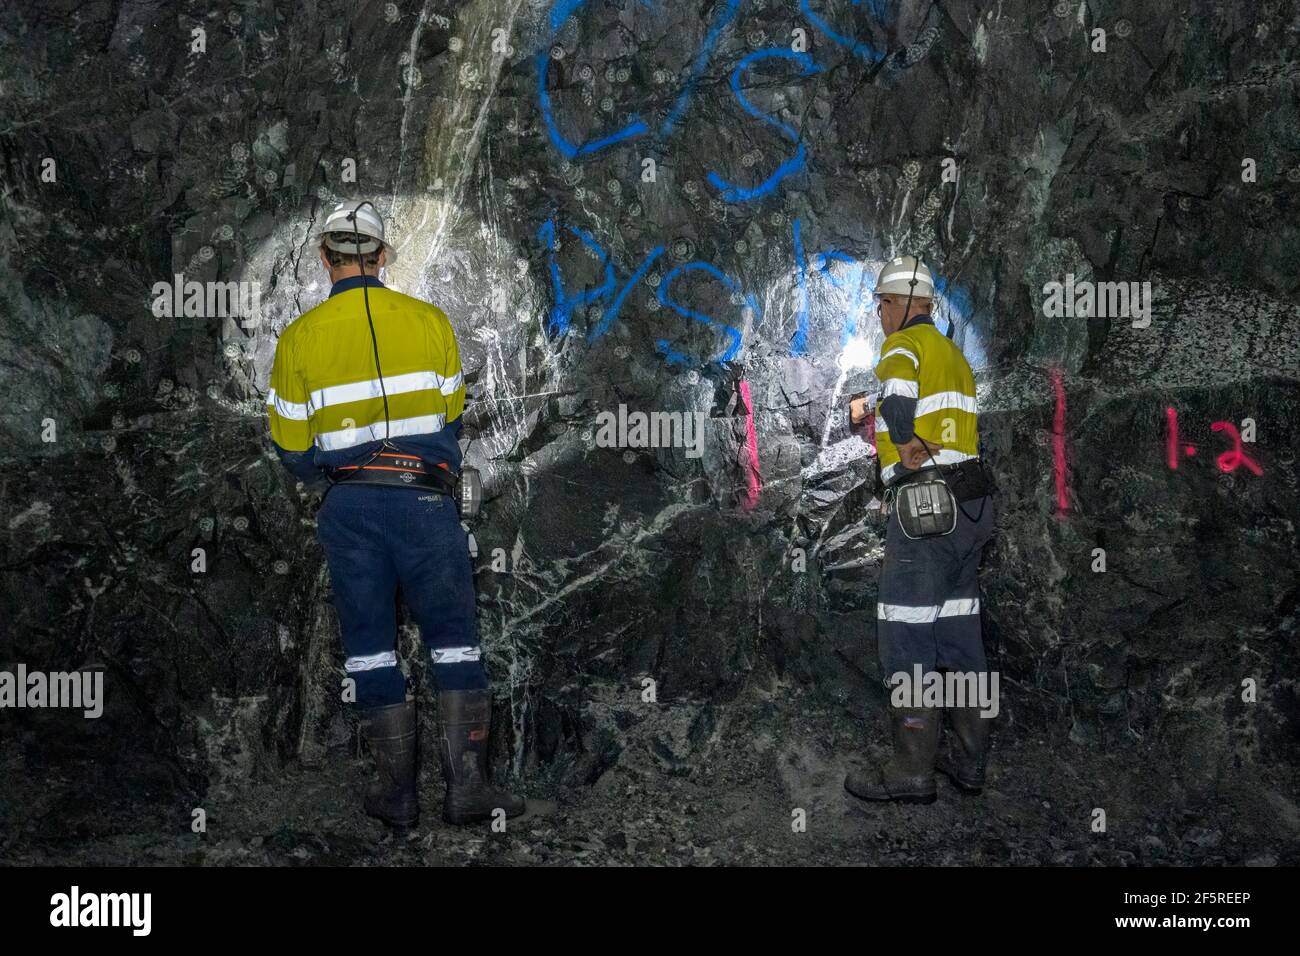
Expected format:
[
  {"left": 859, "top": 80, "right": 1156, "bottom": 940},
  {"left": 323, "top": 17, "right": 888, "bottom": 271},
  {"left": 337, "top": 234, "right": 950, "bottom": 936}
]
[{"left": 317, "top": 483, "right": 487, "bottom": 708}]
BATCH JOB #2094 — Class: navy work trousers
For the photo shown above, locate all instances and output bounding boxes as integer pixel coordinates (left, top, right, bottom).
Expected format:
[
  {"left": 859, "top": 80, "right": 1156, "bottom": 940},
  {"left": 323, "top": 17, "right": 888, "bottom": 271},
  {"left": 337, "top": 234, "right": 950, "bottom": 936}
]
[
  {"left": 317, "top": 483, "right": 487, "bottom": 708},
  {"left": 876, "top": 493, "right": 995, "bottom": 681}
]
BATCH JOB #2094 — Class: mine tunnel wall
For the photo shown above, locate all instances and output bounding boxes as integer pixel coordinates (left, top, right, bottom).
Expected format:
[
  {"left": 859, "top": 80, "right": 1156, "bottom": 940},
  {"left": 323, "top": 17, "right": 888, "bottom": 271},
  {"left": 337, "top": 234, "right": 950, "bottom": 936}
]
[{"left": 1, "top": 1, "right": 1297, "bottom": 811}]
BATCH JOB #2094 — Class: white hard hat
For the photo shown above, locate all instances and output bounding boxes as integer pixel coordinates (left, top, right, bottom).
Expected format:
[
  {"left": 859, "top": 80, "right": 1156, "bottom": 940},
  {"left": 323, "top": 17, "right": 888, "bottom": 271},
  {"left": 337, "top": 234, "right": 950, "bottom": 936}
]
[
  {"left": 875, "top": 255, "right": 934, "bottom": 297},
  {"left": 318, "top": 201, "right": 399, "bottom": 264}
]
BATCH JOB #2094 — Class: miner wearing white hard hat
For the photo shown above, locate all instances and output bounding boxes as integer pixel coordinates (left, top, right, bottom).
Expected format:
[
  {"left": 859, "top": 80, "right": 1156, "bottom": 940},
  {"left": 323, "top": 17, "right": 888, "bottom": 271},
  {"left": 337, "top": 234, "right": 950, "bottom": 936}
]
[
  {"left": 266, "top": 200, "right": 524, "bottom": 829},
  {"left": 844, "top": 254, "right": 997, "bottom": 805},
  {"left": 316, "top": 201, "right": 399, "bottom": 265}
]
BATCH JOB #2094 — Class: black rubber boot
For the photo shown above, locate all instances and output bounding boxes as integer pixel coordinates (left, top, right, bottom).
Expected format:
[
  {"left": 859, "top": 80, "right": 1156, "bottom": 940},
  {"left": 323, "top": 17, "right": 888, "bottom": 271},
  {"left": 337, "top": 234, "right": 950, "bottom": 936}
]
[
  {"left": 359, "top": 699, "right": 419, "bottom": 830},
  {"left": 844, "top": 705, "right": 940, "bottom": 804},
  {"left": 937, "top": 705, "right": 992, "bottom": 794},
  {"left": 437, "top": 689, "right": 526, "bottom": 825}
]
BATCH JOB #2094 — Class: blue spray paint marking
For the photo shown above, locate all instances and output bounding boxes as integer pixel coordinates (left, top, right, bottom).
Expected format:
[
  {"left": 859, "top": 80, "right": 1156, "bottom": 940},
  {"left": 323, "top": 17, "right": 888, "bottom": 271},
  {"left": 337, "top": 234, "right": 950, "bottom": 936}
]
[
  {"left": 538, "top": 218, "right": 616, "bottom": 335},
  {"left": 536, "top": 49, "right": 650, "bottom": 160},
  {"left": 798, "top": 0, "right": 891, "bottom": 63},
  {"left": 659, "top": 0, "right": 746, "bottom": 136},
  {"left": 656, "top": 261, "right": 753, "bottom": 365},
  {"left": 539, "top": 0, "right": 897, "bottom": 159},
  {"left": 538, "top": 0, "right": 743, "bottom": 159},
  {"left": 707, "top": 50, "right": 820, "bottom": 202},
  {"left": 933, "top": 275, "right": 972, "bottom": 333},
  {"left": 814, "top": 249, "right": 876, "bottom": 344},
  {"left": 654, "top": 339, "right": 694, "bottom": 366},
  {"left": 932, "top": 275, "right": 988, "bottom": 368},
  {"left": 789, "top": 217, "right": 810, "bottom": 355},
  {"left": 797, "top": 251, "right": 982, "bottom": 364},
  {"left": 588, "top": 245, "right": 667, "bottom": 341},
  {"left": 547, "top": 0, "right": 587, "bottom": 33}
]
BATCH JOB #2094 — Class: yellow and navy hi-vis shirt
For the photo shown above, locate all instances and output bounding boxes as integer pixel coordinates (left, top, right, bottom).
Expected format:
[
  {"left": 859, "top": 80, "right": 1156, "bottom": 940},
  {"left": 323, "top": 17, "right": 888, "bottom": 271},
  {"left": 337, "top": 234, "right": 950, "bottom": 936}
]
[
  {"left": 873, "top": 314, "right": 979, "bottom": 485},
  {"left": 266, "top": 276, "right": 466, "bottom": 485}
]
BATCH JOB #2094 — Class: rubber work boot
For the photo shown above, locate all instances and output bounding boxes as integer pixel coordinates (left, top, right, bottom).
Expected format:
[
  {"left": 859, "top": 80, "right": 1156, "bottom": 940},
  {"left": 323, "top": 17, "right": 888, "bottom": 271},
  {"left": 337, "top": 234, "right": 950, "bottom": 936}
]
[
  {"left": 359, "top": 700, "right": 419, "bottom": 830},
  {"left": 937, "top": 705, "right": 993, "bottom": 794},
  {"left": 437, "top": 688, "right": 526, "bottom": 825},
  {"left": 844, "top": 706, "right": 940, "bottom": 804}
]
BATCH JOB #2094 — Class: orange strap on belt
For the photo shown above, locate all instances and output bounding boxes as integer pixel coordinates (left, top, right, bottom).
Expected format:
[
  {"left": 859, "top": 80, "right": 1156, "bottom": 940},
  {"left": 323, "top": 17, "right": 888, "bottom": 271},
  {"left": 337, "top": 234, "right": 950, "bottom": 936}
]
[{"left": 334, "top": 452, "right": 451, "bottom": 473}]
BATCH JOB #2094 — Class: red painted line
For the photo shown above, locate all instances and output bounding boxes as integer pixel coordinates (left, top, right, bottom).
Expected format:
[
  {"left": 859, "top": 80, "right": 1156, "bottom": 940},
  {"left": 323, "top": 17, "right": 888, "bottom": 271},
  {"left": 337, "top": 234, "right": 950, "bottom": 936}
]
[
  {"left": 1211, "top": 421, "right": 1263, "bottom": 476},
  {"left": 738, "top": 379, "right": 762, "bottom": 511},
  {"left": 1166, "top": 406, "right": 1181, "bottom": 470},
  {"left": 1051, "top": 368, "right": 1069, "bottom": 515}
]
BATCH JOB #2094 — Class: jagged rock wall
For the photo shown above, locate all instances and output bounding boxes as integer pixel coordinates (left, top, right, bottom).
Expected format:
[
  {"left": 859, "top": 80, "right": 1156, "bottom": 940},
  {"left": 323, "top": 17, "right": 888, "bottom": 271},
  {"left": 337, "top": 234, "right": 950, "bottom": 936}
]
[{"left": 1, "top": 0, "right": 1297, "bottom": 839}]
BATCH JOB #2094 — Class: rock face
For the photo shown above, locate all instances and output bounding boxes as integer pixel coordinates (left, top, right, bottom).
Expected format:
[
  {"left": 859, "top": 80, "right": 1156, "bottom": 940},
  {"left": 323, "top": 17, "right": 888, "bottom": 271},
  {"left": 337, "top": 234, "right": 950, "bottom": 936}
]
[{"left": 1, "top": 1, "right": 1297, "bottom": 864}]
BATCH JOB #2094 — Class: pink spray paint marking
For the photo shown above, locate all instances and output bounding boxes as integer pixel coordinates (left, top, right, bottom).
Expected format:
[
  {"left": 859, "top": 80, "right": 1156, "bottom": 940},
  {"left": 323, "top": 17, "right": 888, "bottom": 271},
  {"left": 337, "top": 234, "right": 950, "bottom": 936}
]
[
  {"left": 1165, "top": 408, "right": 1263, "bottom": 476},
  {"left": 1050, "top": 367, "right": 1069, "bottom": 516},
  {"left": 1165, "top": 406, "right": 1181, "bottom": 470},
  {"left": 738, "top": 379, "right": 762, "bottom": 510},
  {"left": 1211, "top": 421, "right": 1263, "bottom": 476}
]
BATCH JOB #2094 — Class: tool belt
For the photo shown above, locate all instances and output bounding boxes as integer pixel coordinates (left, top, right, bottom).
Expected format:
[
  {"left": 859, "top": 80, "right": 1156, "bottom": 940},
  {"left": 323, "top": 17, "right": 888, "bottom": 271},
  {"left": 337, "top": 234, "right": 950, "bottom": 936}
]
[
  {"left": 889, "top": 458, "right": 994, "bottom": 501},
  {"left": 883, "top": 459, "right": 994, "bottom": 540},
  {"left": 327, "top": 453, "right": 457, "bottom": 495}
]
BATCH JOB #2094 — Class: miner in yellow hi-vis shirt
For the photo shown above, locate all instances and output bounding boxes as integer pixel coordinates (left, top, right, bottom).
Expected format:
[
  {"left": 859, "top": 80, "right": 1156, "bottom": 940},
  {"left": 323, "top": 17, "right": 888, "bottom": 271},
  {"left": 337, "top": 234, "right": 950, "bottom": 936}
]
[
  {"left": 844, "top": 256, "right": 997, "bottom": 805},
  {"left": 267, "top": 201, "right": 524, "bottom": 830}
]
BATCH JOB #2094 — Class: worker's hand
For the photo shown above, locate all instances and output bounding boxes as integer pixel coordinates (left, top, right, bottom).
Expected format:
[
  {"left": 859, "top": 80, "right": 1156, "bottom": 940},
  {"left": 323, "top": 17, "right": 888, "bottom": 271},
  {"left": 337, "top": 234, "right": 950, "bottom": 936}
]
[
  {"left": 849, "top": 397, "right": 867, "bottom": 425},
  {"left": 897, "top": 436, "right": 943, "bottom": 469}
]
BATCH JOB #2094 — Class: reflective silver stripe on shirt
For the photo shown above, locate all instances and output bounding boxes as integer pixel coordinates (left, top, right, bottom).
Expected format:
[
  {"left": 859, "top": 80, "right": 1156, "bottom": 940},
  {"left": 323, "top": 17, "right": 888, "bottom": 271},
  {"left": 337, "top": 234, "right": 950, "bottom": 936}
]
[
  {"left": 915, "top": 390, "right": 978, "bottom": 417},
  {"left": 345, "top": 651, "right": 398, "bottom": 672},
  {"left": 266, "top": 387, "right": 310, "bottom": 421},
  {"left": 430, "top": 646, "right": 482, "bottom": 665},
  {"left": 310, "top": 370, "right": 462, "bottom": 412},
  {"left": 879, "top": 347, "right": 920, "bottom": 368},
  {"left": 316, "top": 413, "right": 447, "bottom": 450},
  {"left": 880, "top": 378, "right": 919, "bottom": 399},
  {"left": 439, "top": 370, "right": 464, "bottom": 396}
]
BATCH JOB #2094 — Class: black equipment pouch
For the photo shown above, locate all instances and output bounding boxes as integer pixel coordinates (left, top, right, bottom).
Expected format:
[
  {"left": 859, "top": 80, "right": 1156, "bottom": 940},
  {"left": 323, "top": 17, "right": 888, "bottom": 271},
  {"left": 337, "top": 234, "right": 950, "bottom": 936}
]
[
  {"left": 945, "top": 458, "right": 995, "bottom": 503},
  {"left": 894, "top": 480, "right": 958, "bottom": 539}
]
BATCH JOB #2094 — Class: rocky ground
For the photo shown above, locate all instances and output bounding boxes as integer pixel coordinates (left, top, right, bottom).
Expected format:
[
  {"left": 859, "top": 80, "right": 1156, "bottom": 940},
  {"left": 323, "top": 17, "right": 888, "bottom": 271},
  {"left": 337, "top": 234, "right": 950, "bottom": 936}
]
[{"left": 4, "top": 678, "right": 1294, "bottom": 866}]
